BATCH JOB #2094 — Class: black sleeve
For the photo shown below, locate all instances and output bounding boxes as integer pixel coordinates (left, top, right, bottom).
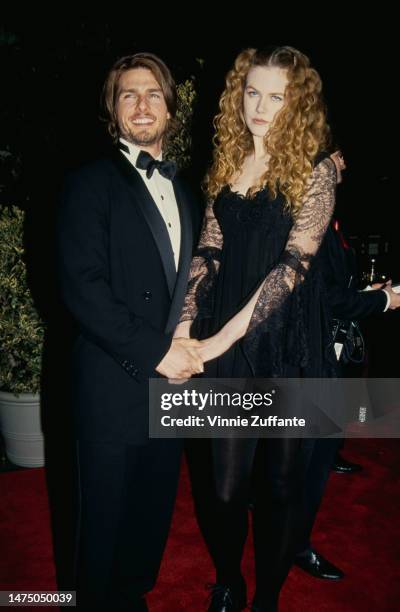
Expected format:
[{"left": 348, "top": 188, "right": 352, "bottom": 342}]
[
  {"left": 57, "top": 169, "right": 172, "bottom": 381},
  {"left": 322, "top": 225, "right": 387, "bottom": 320}
]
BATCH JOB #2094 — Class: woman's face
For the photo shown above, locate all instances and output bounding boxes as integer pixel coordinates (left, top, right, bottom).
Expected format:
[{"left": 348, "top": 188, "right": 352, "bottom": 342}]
[{"left": 243, "top": 65, "right": 288, "bottom": 139}]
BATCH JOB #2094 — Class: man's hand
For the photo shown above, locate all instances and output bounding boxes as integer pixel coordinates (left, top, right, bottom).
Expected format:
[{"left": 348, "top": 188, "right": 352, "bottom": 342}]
[{"left": 156, "top": 337, "right": 204, "bottom": 379}]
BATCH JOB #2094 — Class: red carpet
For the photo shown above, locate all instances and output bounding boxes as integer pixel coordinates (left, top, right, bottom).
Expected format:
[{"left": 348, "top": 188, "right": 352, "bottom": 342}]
[{"left": 1, "top": 439, "right": 399, "bottom": 611}]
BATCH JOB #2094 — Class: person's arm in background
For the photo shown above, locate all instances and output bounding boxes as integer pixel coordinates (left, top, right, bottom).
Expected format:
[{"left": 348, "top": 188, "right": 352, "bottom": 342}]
[{"left": 321, "top": 224, "right": 400, "bottom": 320}]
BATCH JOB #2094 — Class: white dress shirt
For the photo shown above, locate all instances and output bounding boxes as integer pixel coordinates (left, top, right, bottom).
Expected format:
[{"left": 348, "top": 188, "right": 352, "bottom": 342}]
[{"left": 119, "top": 138, "right": 181, "bottom": 270}]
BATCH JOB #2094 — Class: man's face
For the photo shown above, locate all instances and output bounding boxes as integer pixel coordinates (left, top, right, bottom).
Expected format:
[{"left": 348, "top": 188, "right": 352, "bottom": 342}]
[{"left": 115, "top": 67, "right": 170, "bottom": 150}]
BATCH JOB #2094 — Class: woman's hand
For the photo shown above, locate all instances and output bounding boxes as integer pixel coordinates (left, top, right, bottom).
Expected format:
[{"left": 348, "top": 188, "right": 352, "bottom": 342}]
[{"left": 173, "top": 320, "right": 192, "bottom": 339}]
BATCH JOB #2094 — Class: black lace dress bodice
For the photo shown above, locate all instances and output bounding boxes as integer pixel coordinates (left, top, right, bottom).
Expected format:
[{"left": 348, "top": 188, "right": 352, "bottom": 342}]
[{"left": 180, "top": 158, "right": 338, "bottom": 378}]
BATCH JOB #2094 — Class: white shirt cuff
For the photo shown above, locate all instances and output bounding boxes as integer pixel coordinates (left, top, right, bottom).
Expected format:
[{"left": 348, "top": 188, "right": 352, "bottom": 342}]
[{"left": 382, "top": 289, "right": 391, "bottom": 312}]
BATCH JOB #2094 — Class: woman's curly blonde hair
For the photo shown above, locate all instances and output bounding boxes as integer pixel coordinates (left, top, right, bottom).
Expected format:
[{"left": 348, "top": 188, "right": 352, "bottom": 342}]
[{"left": 205, "top": 46, "right": 331, "bottom": 216}]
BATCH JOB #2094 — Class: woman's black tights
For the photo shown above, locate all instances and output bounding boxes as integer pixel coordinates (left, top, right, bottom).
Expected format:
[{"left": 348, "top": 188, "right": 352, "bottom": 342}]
[{"left": 186, "top": 436, "right": 304, "bottom": 609}]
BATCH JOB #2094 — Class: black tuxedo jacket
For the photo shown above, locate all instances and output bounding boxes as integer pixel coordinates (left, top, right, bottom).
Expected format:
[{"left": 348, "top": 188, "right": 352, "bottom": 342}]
[
  {"left": 321, "top": 223, "right": 386, "bottom": 320},
  {"left": 57, "top": 150, "right": 200, "bottom": 443}
]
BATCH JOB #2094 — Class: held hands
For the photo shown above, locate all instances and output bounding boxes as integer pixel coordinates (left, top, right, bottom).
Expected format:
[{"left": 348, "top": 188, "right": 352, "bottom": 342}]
[
  {"left": 161, "top": 320, "right": 239, "bottom": 381},
  {"left": 171, "top": 320, "right": 235, "bottom": 370},
  {"left": 156, "top": 337, "right": 204, "bottom": 379}
]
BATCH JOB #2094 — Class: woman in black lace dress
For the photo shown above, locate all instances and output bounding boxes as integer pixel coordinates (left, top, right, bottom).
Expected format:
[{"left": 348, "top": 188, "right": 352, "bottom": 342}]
[{"left": 174, "top": 46, "right": 337, "bottom": 612}]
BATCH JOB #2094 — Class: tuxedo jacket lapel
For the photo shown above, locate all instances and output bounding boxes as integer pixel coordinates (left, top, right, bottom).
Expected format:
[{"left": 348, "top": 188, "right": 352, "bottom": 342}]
[
  {"left": 165, "top": 179, "right": 193, "bottom": 333},
  {"left": 111, "top": 151, "right": 177, "bottom": 298}
]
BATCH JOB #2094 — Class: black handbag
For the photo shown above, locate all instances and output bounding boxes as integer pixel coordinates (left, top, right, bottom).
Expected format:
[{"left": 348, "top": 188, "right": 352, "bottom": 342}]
[{"left": 330, "top": 318, "right": 365, "bottom": 364}]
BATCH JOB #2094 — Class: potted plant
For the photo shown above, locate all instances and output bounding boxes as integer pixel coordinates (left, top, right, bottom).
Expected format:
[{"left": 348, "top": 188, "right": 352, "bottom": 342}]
[{"left": 0, "top": 205, "right": 45, "bottom": 467}]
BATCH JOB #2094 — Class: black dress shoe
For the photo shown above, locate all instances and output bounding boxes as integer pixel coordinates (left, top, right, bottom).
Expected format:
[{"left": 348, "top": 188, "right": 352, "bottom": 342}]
[
  {"left": 332, "top": 452, "right": 362, "bottom": 473},
  {"left": 294, "top": 548, "right": 344, "bottom": 580},
  {"left": 206, "top": 583, "right": 247, "bottom": 611}
]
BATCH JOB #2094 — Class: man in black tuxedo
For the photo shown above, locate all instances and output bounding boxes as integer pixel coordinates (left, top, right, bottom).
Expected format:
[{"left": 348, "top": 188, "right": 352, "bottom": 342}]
[{"left": 57, "top": 52, "right": 203, "bottom": 610}]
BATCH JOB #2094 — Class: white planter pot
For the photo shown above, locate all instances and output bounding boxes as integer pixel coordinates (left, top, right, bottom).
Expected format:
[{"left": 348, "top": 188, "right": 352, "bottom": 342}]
[{"left": 0, "top": 391, "right": 44, "bottom": 468}]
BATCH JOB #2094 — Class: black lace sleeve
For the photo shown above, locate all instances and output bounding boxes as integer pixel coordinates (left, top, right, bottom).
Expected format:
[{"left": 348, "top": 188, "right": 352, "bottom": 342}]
[
  {"left": 180, "top": 199, "right": 223, "bottom": 322},
  {"left": 242, "top": 157, "right": 337, "bottom": 375}
]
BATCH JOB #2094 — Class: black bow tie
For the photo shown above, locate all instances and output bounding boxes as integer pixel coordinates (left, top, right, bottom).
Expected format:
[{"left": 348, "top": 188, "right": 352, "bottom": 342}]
[
  {"left": 118, "top": 141, "right": 176, "bottom": 180},
  {"left": 136, "top": 150, "right": 176, "bottom": 180}
]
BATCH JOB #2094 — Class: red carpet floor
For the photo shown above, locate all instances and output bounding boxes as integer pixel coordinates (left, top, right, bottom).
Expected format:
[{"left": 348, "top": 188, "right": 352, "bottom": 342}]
[{"left": 1, "top": 439, "right": 399, "bottom": 611}]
